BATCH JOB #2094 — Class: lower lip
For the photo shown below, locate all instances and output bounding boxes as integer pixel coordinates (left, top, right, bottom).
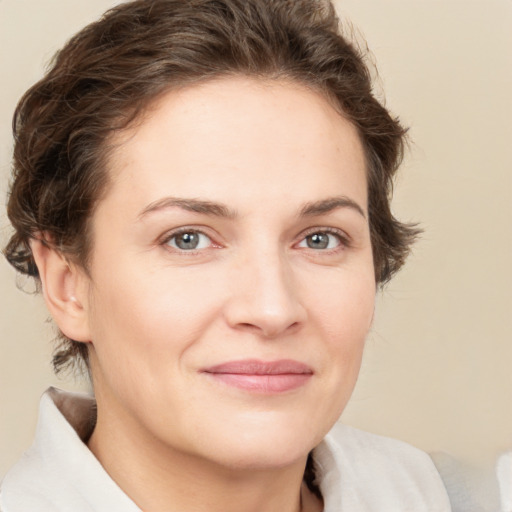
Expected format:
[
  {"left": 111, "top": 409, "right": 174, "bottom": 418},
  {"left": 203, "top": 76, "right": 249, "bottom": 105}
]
[{"left": 205, "top": 373, "right": 312, "bottom": 393}]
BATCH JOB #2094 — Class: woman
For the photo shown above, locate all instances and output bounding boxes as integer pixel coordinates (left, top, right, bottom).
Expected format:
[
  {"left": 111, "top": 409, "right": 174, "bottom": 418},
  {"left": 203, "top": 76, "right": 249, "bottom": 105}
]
[{"left": 1, "top": 0, "right": 451, "bottom": 510}]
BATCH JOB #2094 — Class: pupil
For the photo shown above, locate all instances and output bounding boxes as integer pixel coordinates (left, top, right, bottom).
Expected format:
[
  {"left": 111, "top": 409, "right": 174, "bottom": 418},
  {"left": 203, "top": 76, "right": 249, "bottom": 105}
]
[
  {"left": 177, "top": 232, "right": 199, "bottom": 250},
  {"left": 308, "top": 233, "right": 328, "bottom": 249}
]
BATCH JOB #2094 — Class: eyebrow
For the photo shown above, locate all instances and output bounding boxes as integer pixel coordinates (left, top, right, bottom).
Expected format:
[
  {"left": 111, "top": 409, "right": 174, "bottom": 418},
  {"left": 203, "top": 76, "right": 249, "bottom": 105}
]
[
  {"left": 137, "top": 195, "right": 366, "bottom": 221},
  {"left": 138, "top": 197, "right": 238, "bottom": 220},
  {"left": 299, "top": 196, "right": 366, "bottom": 219}
]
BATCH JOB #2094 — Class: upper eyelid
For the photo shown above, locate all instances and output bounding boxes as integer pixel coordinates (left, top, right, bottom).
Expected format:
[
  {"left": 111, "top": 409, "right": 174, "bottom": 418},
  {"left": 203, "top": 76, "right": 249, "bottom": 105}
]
[
  {"left": 297, "top": 226, "right": 351, "bottom": 242},
  {"left": 159, "top": 226, "right": 215, "bottom": 242}
]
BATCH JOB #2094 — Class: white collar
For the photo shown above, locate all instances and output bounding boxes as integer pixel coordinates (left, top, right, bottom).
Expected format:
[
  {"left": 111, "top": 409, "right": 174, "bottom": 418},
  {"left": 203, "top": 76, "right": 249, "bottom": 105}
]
[{"left": 1, "top": 388, "right": 140, "bottom": 511}]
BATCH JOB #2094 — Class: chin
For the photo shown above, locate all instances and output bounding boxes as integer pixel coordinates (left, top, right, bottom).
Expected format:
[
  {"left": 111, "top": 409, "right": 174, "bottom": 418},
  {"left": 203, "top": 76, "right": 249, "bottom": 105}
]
[
  {"left": 196, "top": 419, "right": 323, "bottom": 471},
  {"left": 213, "top": 443, "right": 310, "bottom": 471}
]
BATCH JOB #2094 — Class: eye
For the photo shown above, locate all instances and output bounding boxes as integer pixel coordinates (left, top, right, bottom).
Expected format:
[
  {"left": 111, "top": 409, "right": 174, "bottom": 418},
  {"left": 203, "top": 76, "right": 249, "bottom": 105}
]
[
  {"left": 165, "top": 230, "right": 212, "bottom": 251},
  {"left": 297, "top": 231, "right": 344, "bottom": 250}
]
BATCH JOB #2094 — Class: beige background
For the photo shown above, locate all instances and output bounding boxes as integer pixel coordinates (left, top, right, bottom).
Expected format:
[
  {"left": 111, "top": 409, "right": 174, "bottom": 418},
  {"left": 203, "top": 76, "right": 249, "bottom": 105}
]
[{"left": 1, "top": 0, "right": 511, "bottom": 479}]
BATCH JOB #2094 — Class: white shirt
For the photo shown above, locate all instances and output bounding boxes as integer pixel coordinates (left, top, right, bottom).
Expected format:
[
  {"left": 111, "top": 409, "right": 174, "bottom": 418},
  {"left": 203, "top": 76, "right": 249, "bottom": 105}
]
[
  {"left": 0, "top": 388, "right": 451, "bottom": 511},
  {"left": 497, "top": 452, "right": 512, "bottom": 512}
]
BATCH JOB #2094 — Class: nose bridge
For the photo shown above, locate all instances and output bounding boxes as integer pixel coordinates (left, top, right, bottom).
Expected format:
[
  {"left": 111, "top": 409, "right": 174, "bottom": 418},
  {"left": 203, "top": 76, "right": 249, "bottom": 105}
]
[{"left": 226, "top": 239, "right": 306, "bottom": 337}]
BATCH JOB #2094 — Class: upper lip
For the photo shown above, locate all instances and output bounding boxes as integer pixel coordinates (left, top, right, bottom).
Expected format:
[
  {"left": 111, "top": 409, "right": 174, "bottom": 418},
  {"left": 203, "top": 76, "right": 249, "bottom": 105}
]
[{"left": 202, "top": 359, "right": 313, "bottom": 375}]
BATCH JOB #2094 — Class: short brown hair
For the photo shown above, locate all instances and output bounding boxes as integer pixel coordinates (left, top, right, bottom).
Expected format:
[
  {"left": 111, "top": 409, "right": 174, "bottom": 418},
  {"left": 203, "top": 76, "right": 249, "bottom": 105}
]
[{"left": 4, "top": 0, "right": 418, "bottom": 373}]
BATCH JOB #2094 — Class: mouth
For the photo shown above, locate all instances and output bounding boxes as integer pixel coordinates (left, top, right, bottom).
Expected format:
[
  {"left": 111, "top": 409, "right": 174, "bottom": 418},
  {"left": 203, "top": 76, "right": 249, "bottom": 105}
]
[{"left": 201, "top": 359, "right": 313, "bottom": 393}]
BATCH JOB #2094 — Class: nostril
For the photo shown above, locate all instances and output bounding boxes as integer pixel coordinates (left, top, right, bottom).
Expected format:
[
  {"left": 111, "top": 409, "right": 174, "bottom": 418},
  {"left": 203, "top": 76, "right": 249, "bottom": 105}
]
[
  {"left": 239, "top": 322, "right": 256, "bottom": 330},
  {"left": 234, "top": 320, "right": 302, "bottom": 339}
]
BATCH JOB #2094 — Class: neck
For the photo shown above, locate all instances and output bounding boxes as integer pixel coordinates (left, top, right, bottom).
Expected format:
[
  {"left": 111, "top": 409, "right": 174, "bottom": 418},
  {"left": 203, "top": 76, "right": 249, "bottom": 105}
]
[{"left": 88, "top": 398, "right": 322, "bottom": 512}]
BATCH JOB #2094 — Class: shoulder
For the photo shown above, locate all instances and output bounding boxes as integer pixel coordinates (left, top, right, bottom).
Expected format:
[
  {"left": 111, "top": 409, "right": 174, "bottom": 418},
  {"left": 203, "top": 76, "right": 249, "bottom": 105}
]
[
  {"left": 0, "top": 449, "right": 56, "bottom": 512},
  {"left": 431, "top": 451, "right": 502, "bottom": 512},
  {"left": 315, "top": 422, "right": 452, "bottom": 512},
  {"left": 0, "top": 389, "right": 139, "bottom": 512}
]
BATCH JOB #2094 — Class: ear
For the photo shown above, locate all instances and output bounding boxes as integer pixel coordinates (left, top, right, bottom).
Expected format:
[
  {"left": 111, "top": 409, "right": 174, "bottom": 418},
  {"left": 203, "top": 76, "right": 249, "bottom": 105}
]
[{"left": 30, "top": 238, "right": 91, "bottom": 343}]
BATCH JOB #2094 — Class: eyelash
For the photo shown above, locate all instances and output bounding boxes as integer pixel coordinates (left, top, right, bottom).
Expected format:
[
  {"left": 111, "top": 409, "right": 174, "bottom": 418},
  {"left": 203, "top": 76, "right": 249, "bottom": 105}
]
[
  {"left": 297, "top": 227, "right": 351, "bottom": 252},
  {"left": 159, "top": 226, "right": 351, "bottom": 254},
  {"left": 160, "top": 227, "right": 218, "bottom": 254}
]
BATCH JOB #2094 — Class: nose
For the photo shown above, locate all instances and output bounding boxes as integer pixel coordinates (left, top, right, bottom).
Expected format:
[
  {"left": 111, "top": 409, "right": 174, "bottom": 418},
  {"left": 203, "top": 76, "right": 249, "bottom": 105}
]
[{"left": 223, "top": 249, "right": 307, "bottom": 339}]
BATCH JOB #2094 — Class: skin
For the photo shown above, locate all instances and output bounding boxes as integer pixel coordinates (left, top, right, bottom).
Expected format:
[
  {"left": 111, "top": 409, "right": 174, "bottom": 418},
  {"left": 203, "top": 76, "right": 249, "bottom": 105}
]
[{"left": 33, "top": 77, "right": 376, "bottom": 512}]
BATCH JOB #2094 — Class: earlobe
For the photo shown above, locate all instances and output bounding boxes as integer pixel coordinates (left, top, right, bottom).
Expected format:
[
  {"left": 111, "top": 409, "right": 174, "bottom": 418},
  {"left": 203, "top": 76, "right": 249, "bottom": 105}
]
[{"left": 30, "top": 237, "right": 91, "bottom": 343}]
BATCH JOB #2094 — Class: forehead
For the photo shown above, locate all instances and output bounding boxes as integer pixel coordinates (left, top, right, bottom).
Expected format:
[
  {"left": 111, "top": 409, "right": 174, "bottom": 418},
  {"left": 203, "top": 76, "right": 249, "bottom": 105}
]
[{"left": 103, "top": 76, "right": 367, "bottom": 215}]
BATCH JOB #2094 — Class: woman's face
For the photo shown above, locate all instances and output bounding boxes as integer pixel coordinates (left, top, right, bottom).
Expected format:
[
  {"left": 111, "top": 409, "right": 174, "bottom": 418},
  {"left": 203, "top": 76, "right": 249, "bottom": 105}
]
[{"left": 82, "top": 77, "right": 375, "bottom": 469}]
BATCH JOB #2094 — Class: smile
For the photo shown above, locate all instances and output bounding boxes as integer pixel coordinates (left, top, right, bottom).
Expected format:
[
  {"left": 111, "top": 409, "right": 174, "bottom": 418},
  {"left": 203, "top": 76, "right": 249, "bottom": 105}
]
[{"left": 201, "top": 359, "right": 314, "bottom": 393}]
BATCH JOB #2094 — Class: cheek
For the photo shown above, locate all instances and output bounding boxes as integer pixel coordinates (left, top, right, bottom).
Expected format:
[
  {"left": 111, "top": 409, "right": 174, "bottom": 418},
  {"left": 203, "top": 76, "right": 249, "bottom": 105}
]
[
  {"left": 87, "top": 259, "right": 225, "bottom": 358},
  {"left": 309, "top": 267, "right": 375, "bottom": 338},
  {"left": 295, "top": 267, "right": 375, "bottom": 439},
  {"left": 307, "top": 267, "right": 375, "bottom": 384},
  {"left": 85, "top": 263, "right": 223, "bottom": 412}
]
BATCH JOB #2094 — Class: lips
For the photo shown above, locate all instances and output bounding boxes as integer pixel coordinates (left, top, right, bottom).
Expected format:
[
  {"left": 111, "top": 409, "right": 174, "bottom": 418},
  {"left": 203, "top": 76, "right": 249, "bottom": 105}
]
[{"left": 201, "top": 359, "right": 313, "bottom": 393}]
